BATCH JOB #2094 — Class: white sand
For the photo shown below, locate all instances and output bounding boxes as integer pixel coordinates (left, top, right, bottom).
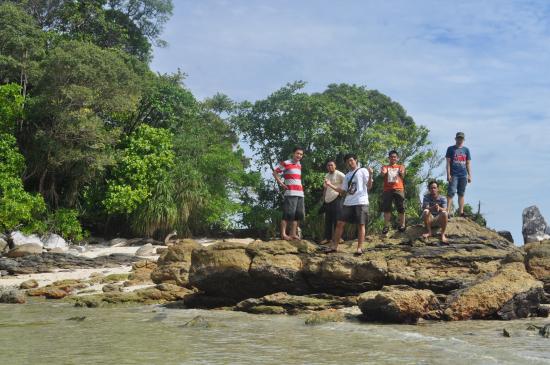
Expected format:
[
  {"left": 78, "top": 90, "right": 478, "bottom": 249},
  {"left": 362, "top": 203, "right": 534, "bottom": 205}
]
[{"left": 0, "top": 245, "right": 162, "bottom": 289}]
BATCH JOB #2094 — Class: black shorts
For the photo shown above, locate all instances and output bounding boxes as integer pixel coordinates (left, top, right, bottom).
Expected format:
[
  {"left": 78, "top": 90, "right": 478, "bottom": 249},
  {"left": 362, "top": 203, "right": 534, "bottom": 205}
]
[
  {"left": 282, "top": 196, "right": 305, "bottom": 221},
  {"left": 381, "top": 190, "right": 405, "bottom": 213},
  {"left": 340, "top": 204, "right": 369, "bottom": 225}
]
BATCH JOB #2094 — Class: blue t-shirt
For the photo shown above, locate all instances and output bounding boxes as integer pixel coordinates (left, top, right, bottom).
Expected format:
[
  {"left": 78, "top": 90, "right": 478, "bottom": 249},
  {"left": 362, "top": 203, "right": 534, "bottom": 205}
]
[
  {"left": 446, "top": 145, "right": 471, "bottom": 177},
  {"left": 422, "top": 194, "right": 447, "bottom": 215}
]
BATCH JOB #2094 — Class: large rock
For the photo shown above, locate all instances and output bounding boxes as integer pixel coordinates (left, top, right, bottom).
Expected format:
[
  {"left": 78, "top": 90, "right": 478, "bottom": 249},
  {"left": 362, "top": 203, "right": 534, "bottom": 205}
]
[
  {"left": 0, "top": 289, "right": 26, "bottom": 304},
  {"left": 150, "top": 239, "right": 199, "bottom": 285},
  {"left": 0, "top": 237, "right": 8, "bottom": 254},
  {"left": 358, "top": 285, "right": 440, "bottom": 323},
  {"left": 522, "top": 206, "right": 550, "bottom": 244},
  {"left": 443, "top": 263, "right": 544, "bottom": 320},
  {"left": 186, "top": 219, "right": 519, "bottom": 302},
  {"left": 43, "top": 234, "right": 68, "bottom": 250},
  {"left": 524, "top": 239, "right": 550, "bottom": 292},
  {"left": 5, "top": 243, "right": 43, "bottom": 258},
  {"left": 135, "top": 243, "right": 156, "bottom": 257},
  {"left": 10, "top": 231, "right": 43, "bottom": 248},
  {"left": 234, "top": 292, "right": 356, "bottom": 314}
]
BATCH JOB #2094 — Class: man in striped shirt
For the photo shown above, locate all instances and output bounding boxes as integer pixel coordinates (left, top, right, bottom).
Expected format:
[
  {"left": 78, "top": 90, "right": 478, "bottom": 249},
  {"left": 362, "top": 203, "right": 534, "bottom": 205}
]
[{"left": 273, "top": 146, "right": 305, "bottom": 240}]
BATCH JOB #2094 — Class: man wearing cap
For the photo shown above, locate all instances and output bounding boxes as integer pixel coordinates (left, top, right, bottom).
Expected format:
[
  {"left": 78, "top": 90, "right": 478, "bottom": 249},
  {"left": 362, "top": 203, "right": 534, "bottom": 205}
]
[{"left": 446, "top": 132, "right": 472, "bottom": 217}]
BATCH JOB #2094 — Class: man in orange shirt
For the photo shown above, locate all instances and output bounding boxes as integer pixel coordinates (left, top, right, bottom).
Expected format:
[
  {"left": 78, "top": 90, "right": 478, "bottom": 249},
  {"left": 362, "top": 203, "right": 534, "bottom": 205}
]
[{"left": 381, "top": 150, "right": 406, "bottom": 234}]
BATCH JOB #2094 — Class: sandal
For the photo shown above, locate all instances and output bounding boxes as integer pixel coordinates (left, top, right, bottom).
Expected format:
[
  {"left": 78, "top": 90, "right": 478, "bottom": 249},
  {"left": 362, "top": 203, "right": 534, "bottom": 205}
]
[
  {"left": 323, "top": 248, "right": 338, "bottom": 254},
  {"left": 353, "top": 249, "right": 364, "bottom": 257},
  {"left": 382, "top": 227, "right": 389, "bottom": 235},
  {"left": 398, "top": 226, "right": 406, "bottom": 233}
]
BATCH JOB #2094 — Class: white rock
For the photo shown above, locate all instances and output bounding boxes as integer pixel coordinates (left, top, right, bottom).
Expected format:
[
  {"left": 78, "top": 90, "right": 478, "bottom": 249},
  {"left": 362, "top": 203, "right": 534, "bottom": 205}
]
[
  {"left": 43, "top": 234, "right": 68, "bottom": 250},
  {"left": 135, "top": 243, "right": 156, "bottom": 256},
  {"left": 10, "top": 231, "right": 43, "bottom": 247},
  {"left": 108, "top": 238, "right": 128, "bottom": 247}
]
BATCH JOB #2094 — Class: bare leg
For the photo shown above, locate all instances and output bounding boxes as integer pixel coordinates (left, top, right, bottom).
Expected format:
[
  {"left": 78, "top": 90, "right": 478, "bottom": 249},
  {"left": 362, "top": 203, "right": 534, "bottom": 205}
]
[
  {"left": 447, "top": 197, "right": 453, "bottom": 216},
  {"left": 357, "top": 224, "right": 365, "bottom": 252},
  {"left": 290, "top": 221, "right": 299, "bottom": 240},
  {"left": 458, "top": 195, "right": 465, "bottom": 215},
  {"left": 439, "top": 212, "right": 448, "bottom": 242},
  {"left": 331, "top": 221, "right": 346, "bottom": 251},
  {"left": 422, "top": 210, "right": 432, "bottom": 238},
  {"left": 280, "top": 220, "right": 291, "bottom": 240},
  {"left": 383, "top": 212, "right": 391, "bottom": 228},
  {"left": 398, "top": 212, "right": 405, "bottom": 227}
]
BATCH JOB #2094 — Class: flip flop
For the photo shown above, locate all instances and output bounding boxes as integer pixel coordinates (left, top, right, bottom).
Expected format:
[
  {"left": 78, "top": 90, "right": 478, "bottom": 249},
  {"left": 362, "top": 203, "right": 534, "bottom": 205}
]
[
  {"left": 323, "top": 248, "right": 338, "bottom": 254},
  {"left": 398, "top": 226, "right": 406, "bottom": 233},
  {"left": 382, "top": 227, "right": 389, "bottom": 235},
  {"left": 353, "top": 250, "right": 364, "bottom": 257}
]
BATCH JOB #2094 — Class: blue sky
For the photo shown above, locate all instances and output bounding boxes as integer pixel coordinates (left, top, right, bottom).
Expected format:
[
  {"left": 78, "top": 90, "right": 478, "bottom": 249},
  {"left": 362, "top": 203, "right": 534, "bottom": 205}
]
[{"left": 151, "top": 0, "right": 550, "bottom": 243}]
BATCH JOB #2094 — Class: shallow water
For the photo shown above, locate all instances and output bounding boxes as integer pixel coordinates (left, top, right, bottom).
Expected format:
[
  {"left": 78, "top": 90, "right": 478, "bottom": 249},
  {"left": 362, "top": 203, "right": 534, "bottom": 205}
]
[{"left": 1, "top": 301, "right": 549, "bottom": 365}]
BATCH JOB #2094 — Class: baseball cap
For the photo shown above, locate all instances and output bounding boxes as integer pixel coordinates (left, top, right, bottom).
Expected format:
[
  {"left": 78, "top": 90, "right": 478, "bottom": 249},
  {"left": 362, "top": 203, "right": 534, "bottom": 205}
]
[{"left": 455, "top": 132, "right": 465, "bottom": 139}]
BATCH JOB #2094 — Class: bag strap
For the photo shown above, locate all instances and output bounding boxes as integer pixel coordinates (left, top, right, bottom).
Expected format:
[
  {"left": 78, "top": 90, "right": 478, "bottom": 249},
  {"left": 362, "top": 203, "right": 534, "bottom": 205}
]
[{"left": 347, "top": 168, "right": 363, "bottom": 190}]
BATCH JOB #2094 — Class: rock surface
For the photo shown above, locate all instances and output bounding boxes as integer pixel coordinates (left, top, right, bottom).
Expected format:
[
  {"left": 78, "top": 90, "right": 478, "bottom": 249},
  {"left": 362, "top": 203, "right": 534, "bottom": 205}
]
[
  {"left": 5, "top": 243, "right": 43, "bottom": 258},
  {"left": 184, "top": 219, "right": 518, "bottom": 302},
  {"left": 522, "top": 206, "right": 550, "bottom": 244},
  {"left": 524, "top": 239, "right": 550, "bottom": 292},
  {"left": 234, "top": 292, "right": 356, "bottom": 314},
  {"left": 43, "top": 234, "right": 68, "bottom": 250},
  {"left": 150, "top": 239, "right": 199, "bottom": 285},
  {"left": 358, "top": 285, "right": 440, "bottom": 323},
  {"left": 0, "top": 289, "right": 26, "bottom": 304},
  {"left": 443, "top": 263, "right": 543, "bottom": 320},
  {"left": 10, "top": 231, "right": 43, "bottom": 248}
]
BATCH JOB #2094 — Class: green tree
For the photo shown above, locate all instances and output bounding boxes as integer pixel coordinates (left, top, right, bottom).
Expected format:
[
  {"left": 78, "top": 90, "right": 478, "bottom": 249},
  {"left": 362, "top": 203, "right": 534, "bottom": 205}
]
[
  {"left": 0, "top": 83, "right": 46, "bottom": 233},
  {"left": 0, "top": 3, "right": 46, "bottom": 97},
  {"left": 3, "top": 0, "right": 173, "bottom": 61},
  {"left": 21, "top": 40, "right": 144, "bottom": 208},
  {"left": 233, "top": 82, "right": 438, "bottom": 238}
]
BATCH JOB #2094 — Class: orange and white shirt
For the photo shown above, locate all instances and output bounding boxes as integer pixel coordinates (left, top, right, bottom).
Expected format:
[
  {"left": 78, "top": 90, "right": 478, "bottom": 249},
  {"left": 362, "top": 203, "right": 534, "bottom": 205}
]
[{"left": 382, "top": 164, "right": 404, "bottom": 192}]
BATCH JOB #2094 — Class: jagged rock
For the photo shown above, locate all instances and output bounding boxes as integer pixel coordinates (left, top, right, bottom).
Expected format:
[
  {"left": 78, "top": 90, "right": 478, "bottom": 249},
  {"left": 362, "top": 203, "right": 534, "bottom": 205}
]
[
  {"left": 5, "top": 243, "right": 43, "bottom": 258},
  {"left": 0, "top": 289, "right": 26, "bottom": 304},
  {"left": 108, "top": 238, "right": 128, "bottom": 247},
  {"left": 522, "top": 206, "right": 550, "bottom": 244},
  {"left": 234, "top": 292, "right": 356, "bottom": 314},
  {"left": 180, "top": 315, "right": 212, "bottom": 328},
  {"left": 102, "top": 284, "right": 123, "bottom": 292},
  {"left": 10, "top": 231, "right": 43, "bottom": 248},
  {"left": 135, "top": 243, "right": 156, "bottom": 257},
  {"left": 497, "top": 287, "right": 547, "bottom": 320},
  {"left": 444, "top": 263, "right": 544, "bottom": 320},
  {"left": 0, "top": 257, "right": 19, "bottom": 273},
  {"left": 150, "top": 239, "right": 199, "bottom": 285},
  {"left": 358, "top": 285, "right": 440, "bottom": 323},
  {"left": 125, "top": 260, "right": 157, "bottom": 286},
  {"left": 43, "top": 234, "right": 68, "bottom": 250},
  {"left": 72, "top": 284, "right": 193, "bottom": 307},
  {"left": 525, "top": 240, "right": 550, "bottom": 292},
  {"left": 304, "top": 309, "right": 346, "bottom": 325},
  {"left": 19, "top": 279, "right": 39, "bottom": 289},
  {"left": 497, "top": 231, "right": 514, "bottom": 243}
]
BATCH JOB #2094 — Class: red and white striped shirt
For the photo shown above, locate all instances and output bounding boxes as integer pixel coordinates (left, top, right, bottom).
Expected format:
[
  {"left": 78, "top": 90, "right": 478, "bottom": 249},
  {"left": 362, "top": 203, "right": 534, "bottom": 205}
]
[{"left": 275, "top": 159, "right": 304, "bottom": 197}]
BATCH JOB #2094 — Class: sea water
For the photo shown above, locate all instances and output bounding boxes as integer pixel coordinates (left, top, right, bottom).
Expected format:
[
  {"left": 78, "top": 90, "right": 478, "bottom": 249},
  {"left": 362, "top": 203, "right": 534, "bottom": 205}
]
[{"left": 0, "top": 301, "right": 549, "bottom": 365}]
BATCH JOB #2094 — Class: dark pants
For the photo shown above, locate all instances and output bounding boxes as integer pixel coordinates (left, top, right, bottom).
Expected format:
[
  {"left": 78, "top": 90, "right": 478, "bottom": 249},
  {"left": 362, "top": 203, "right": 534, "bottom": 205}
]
[{"left": 323, "top": 197, "right": 342, "bottom": 240}]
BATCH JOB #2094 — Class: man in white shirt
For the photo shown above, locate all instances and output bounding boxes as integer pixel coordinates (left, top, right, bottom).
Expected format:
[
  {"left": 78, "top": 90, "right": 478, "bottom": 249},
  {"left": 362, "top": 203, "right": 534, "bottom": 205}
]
[
  {"left": 323, "top": 153, "right": 373, "bottom": 256},
  {"left": 321, "top": 159, "right": 345, "bottom": 244}
]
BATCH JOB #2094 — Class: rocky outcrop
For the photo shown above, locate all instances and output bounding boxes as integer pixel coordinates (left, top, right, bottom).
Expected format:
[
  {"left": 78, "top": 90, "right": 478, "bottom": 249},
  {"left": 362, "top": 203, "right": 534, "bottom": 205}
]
[
  {"left": 443, "top": 263, "right": 543, "bottom": 320},
  {"left": 234, "top": 292, "right": 356, "bottom": 314},
  {"left": 0, "top": 289, "right": 26, "bottom": 304},
  {"left": 5, "top": 243, "right": 43, "bottom": 258},
  {"left": 358, "top": 285, "right": 440, "bottom": 323},
  {"left": 524, "top": 240, "right": 550, "bottom": 292},
  {"left": 522, "top": 206, "right": 550, "bottom": 244},
  {"left": 150, "top": 239, "right": 199, "bottom": 285},
  {"left": 0, "top": 252, "right": 140, "bottom": 275},
  {"left": 184, "top": 218, "right": 518, "bottom": 303}
]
